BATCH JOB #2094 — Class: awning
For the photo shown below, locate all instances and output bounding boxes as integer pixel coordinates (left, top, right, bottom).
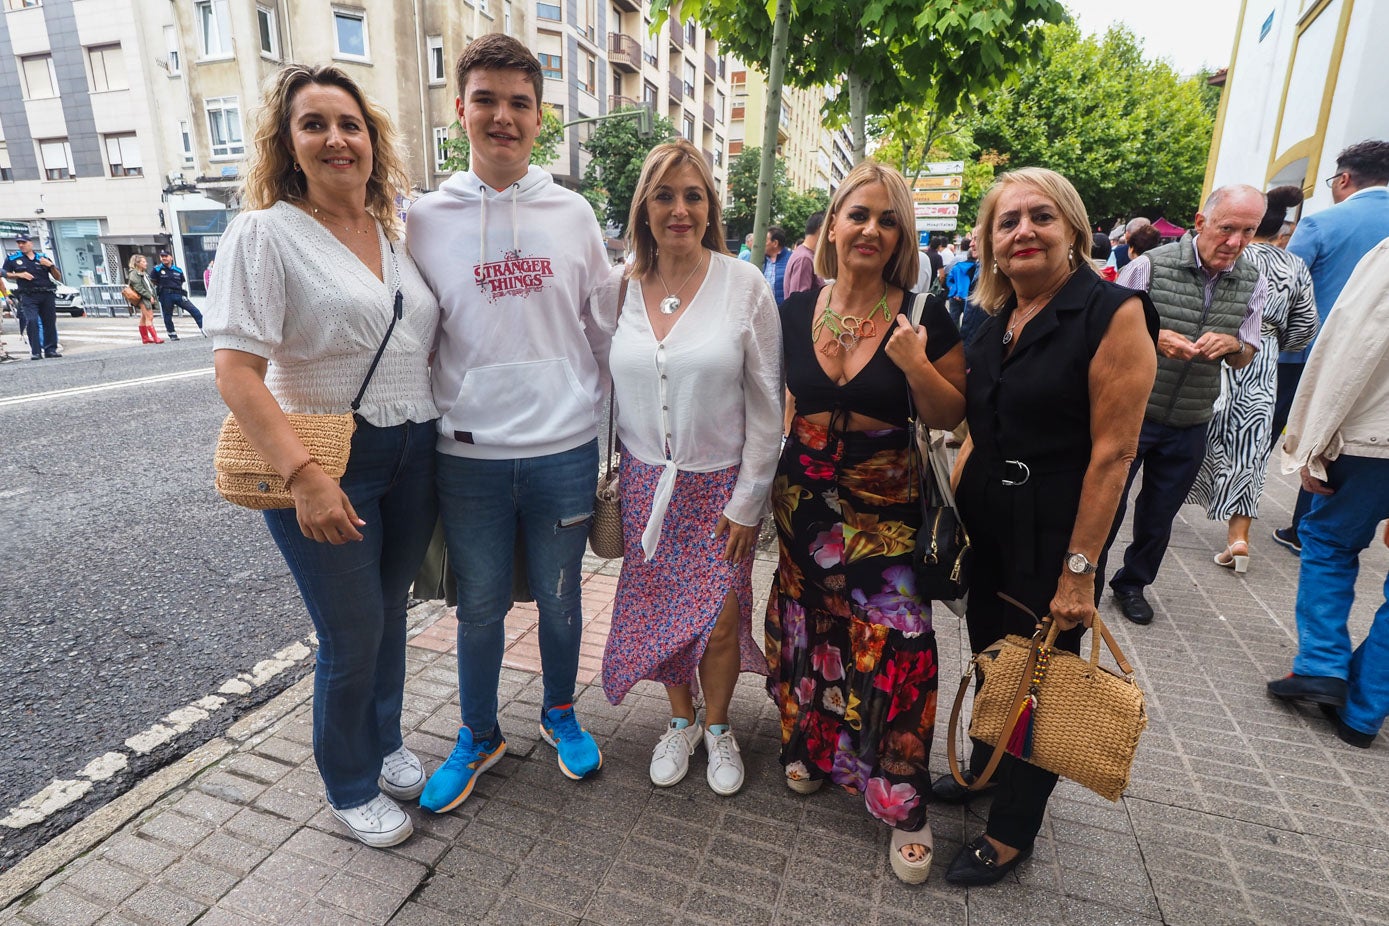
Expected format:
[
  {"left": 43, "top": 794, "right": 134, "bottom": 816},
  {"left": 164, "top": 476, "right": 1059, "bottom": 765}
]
[
  {"left": 97, "top": 234, "right": 173, "bottom": 246},
  {"left": 1152, "top": 218, "right": 1185, "bottom": 238}
]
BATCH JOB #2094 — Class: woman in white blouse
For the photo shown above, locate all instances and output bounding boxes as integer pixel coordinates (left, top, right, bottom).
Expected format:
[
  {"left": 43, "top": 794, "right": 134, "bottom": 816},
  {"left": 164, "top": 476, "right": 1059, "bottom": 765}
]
[
  {"left": 594, "top": 140, "right": 783, "bottom": 796},
  {"left": 204, "top": 65, "right": 440, "bottom": 849}
]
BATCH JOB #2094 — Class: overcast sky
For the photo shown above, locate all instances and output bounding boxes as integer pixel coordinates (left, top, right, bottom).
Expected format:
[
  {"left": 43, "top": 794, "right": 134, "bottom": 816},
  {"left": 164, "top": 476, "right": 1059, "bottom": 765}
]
[{"left": 1063, "top": 0, "right": 1243, "bottom": 75}]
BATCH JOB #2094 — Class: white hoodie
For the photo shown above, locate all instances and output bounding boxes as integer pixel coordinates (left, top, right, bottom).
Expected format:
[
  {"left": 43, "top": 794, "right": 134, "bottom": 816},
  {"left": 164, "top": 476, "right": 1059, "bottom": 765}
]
[{"left": 407, "top": 166, "right": 611, "bottom": 460}]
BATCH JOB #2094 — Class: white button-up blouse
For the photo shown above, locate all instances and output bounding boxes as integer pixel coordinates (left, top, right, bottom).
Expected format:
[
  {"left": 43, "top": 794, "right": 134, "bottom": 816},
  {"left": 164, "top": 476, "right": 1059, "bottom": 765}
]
[{"left": 592, "top": 252, "right": 783, "bottom": 559}]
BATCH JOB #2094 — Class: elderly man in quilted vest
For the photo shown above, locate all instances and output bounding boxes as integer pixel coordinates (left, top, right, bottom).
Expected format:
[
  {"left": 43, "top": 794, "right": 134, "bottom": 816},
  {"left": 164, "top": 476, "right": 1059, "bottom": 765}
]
[{"left": 1108, "top": 185, "right": 1266, "bottom": 625}]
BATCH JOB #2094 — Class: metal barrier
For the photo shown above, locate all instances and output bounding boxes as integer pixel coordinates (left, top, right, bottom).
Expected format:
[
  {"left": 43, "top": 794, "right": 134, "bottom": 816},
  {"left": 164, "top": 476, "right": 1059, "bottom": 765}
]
[{"left": 80, "top": 285, "right": 131, "bottom": 318}]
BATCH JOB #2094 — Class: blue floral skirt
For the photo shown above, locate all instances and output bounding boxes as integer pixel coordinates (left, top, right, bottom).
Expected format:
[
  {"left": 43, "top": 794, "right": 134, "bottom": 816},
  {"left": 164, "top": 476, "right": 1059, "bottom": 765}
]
[{"left": 765, "top": 417, "right": 938, "bottom": 831}]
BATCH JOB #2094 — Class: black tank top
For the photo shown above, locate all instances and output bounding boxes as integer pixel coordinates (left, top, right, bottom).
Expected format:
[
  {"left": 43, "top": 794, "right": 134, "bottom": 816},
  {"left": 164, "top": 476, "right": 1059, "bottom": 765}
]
[{"left": 783, "top": 287, "right": 960, "bottom": 428}]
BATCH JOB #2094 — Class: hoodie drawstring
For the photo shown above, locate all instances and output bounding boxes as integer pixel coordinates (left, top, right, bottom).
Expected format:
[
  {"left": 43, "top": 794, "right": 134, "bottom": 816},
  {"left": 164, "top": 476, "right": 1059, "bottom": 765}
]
[
  {"left": 477, "top": 181, "right": 523, "bottom": 264},
  {"left": 511, "top": 182, "right": 520, "bottom": 254}
]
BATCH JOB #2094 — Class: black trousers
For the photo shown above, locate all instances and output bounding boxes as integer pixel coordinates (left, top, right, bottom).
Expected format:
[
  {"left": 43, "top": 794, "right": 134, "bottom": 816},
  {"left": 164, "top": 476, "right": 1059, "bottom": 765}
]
[
  {"left": 957, "top": 461, "right": 1092, "bottom": 851},
  {"left": 1109, "top": 418, "right": 1208, "bottom": 593},
  {"left": 158, "top": 292, "right": 204, "bottom": 334},
  {"left": 19, "top": 291, "right": 57, "bottom": 356}
]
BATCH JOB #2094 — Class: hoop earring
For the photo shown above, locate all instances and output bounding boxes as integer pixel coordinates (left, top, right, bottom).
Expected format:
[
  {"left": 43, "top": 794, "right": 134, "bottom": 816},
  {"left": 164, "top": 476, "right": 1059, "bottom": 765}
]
[{"left": 293, "top": 162, "right": 301, "bottom": 172}]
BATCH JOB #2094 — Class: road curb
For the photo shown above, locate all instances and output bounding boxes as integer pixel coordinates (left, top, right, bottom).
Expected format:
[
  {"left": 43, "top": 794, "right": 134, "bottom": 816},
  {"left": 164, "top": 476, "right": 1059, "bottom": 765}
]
[{"left": 0, "top": 674, "right": 315, "bottom": 911}]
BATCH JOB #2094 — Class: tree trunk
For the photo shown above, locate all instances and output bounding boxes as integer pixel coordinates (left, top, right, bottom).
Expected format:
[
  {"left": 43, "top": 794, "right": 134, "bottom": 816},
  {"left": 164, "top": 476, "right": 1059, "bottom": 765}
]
[
  {"left": 848, "top": 70, "right": 869, "bottom": 163},
  {"left": 751, "top": 0, "right": 791, "bottom": 267}
]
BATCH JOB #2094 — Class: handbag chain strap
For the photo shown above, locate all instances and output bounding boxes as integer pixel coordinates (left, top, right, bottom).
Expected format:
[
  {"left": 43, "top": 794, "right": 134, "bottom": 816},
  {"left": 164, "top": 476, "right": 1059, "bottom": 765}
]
[
  {"left": 947, "top": 592, "right": 1136, "bottom": 793},
  {"left": 602, "top": 276, "right": 631, "bottom": 471},
  {"left": 351, "top": 242, "right": 404, "bottom": 413}
]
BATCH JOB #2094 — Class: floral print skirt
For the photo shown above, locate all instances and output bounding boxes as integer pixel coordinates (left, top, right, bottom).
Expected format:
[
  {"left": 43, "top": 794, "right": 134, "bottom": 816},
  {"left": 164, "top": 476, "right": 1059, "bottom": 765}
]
[
  {"left": 765, "top": 417, "right": 938, "bottom": 832},
  {"left": 601, "top": 454, "right": 767, "bottom": 705}
]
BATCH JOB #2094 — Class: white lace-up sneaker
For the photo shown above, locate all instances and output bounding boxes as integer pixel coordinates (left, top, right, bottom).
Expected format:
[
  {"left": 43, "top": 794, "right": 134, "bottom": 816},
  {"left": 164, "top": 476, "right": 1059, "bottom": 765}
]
[
  {"left": 704, "top": 727, "right": 745, "bottom": 796},
  {"left": 649, "top": 719, "right": 704, "bottom": 787},
  {"left": 378, "top": 746, "right": 426, "bottom": 800},
  {"left": 330, "top": 793, "right": 413, "bottom": 848}
]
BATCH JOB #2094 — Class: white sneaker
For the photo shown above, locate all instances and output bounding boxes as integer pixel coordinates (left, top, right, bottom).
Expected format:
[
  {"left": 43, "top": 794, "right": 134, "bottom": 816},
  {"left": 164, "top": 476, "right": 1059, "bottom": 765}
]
[
  {"left": 378, "top": 746, "right": 426, "bottom": 800},
  {"left": 331, "top": 793, "right": 413, "bottom": 848},
  {"left": 649, "top": 719, "right": 703, "bottom": 787},
  {"left": 704, "top": 727, "right": 745, "bottom": 796}
]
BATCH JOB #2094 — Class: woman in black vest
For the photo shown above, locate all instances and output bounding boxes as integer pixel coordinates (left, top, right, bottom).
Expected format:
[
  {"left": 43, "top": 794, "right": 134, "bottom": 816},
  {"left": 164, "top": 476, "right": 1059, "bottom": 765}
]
[{"left": 939, "top": 168, "right": 1158, "bottom": 886}]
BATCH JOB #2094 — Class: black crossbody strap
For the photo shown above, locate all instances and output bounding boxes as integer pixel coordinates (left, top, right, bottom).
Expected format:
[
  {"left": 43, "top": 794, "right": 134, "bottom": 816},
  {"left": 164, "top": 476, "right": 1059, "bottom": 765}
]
[{"left": 351, "top": 243, "right": 404, "bottom": 413}]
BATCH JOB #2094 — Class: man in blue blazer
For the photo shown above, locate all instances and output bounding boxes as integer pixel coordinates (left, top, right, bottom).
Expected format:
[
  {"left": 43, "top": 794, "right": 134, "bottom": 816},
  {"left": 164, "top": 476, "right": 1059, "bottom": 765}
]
[{"left": 1272, "top": 140, "right": 1389, "bottom": 554}]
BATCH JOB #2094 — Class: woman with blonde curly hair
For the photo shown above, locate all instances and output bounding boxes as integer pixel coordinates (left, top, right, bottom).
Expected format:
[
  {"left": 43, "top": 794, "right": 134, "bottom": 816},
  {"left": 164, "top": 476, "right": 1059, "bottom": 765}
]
[
  {"left": 766, "top": 160, "right": 965, "bottom": 884},
  {"left": 203, "top": 64, "right": 440, "bottom": 848}
]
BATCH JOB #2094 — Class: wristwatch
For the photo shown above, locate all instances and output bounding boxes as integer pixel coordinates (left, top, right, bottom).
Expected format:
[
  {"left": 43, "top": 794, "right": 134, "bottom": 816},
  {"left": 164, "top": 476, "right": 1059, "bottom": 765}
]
[{"left": 1065, "top": 551, "right": 1098, "bottom": 575}]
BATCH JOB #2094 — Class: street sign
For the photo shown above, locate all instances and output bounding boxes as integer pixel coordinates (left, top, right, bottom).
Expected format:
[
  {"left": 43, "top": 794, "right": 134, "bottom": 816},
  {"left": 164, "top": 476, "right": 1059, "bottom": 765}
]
[
  {"left": 921, "top": 160, "right": 965, "bottom": 176},
  {"left": 912, "top": 175, "right": 962, "bottom": 190},
  {"left": 917, "top": 217, "right": 959, "bottom": 231},
  {"left": 914, "top": 203, "right": 960, "bottom": 217},
  {"left": 0, "top": 220, "right": 32, "bottom": 237},
  {"left": 912, "top": 189, "right": 961, "bottom": 204}
]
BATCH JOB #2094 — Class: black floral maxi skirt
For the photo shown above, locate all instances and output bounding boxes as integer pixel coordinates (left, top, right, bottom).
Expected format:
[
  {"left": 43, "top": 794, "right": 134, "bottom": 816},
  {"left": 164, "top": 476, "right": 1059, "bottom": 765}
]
[{"left": 765, "top": 417, "right": 939, "bottom": 831}]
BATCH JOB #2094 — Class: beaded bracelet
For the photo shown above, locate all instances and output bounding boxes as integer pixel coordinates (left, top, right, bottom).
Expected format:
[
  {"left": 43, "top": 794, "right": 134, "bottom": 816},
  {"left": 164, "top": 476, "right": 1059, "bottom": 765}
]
[{"left": 283, "top": 459, "right": 316, "bottom": 492}]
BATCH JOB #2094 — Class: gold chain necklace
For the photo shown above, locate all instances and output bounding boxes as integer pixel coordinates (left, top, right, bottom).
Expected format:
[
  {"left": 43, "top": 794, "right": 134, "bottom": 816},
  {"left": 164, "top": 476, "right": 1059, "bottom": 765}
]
[
  {"left": 310, "top": 205, "right": 373, "bottom": 237},
  {"left": 813, "top": 284, "right": 890, "bottom": 356}
]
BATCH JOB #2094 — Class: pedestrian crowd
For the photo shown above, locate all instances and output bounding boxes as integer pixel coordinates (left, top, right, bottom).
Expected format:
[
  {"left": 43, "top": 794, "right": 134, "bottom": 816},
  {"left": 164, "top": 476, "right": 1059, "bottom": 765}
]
[{"left": 196, "top": 33, "right": 1389, "bottom": 893}]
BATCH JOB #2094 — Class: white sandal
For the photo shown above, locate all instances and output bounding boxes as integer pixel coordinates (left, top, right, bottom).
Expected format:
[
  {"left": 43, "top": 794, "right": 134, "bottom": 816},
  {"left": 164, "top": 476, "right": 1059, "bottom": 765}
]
[
  {"left": 890, "top": 822, "right": 934, "bottom": 884},
  {"left": 1214, "top": 540, "right": 1250, "bottom": 574}
]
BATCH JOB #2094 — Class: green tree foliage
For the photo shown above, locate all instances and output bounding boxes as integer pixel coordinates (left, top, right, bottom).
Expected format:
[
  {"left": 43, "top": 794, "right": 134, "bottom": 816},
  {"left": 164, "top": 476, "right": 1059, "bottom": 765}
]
[
  {"left": 439, "top": 106, "right": 564, "bottom": 173},
  {"left": 657, "top": 0, "right": 1068, "bottom": 162},
  {"left": 579, "top": 109, "right": 676, "bottom": 233},
  {"left": 780, "top": 188, "right": 831, "bottom": 241},
  {"left": 725, "top": 146, "right": 786, "bottom": 241},
  {"left": 968, "top": 22, "right": 1215, "bottom": 225}
]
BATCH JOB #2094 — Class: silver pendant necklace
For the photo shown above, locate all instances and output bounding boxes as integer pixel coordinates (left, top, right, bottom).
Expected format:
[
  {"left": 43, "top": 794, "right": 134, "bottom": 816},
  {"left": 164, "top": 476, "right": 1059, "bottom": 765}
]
[{"left": 655, "top": 254, "right": 705, "bottom": 315}]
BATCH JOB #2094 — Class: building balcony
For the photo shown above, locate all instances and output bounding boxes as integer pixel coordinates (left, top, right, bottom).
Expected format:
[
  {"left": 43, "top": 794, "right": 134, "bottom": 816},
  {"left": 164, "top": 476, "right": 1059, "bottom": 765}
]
[
  {"left": 703, "top": 148, "right": 714, "bottom": 169},
  {"left": 703, "top": 101, "right": 715, "bottom": 127},
  {"left": 668, "top": 72, "right": 684, "bottom": 103},
  {"left": 669, "top": 23, "right": 684, "bottom": 50},
  {"left": 608, "top": 33, "right": 640, "bottom": 72},
  {"left": 704, "top": 52, "right": 716, "bottom": 78},
  {"left": 730, "top": 105, "right": 745, "bottom": 121},
  {"left": 612, "top": 0, "right": 639, "bottom": 12}
]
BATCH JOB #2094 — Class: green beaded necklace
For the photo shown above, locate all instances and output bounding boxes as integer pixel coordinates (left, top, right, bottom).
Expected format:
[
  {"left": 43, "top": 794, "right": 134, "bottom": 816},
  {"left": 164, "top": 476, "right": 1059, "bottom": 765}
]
[{"left": 813, "top": 284, "right": 891, "bottom": 356}]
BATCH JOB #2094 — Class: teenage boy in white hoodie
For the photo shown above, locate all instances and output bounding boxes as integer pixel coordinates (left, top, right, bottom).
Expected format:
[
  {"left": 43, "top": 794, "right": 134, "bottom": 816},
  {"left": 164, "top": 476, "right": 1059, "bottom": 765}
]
[{"left": 407, "top": 34, "right": 611, "bottom": 813}]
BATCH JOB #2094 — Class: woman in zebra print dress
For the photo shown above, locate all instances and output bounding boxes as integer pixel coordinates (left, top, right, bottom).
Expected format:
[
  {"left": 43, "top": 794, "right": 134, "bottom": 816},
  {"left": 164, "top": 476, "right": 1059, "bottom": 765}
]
[{"left": 1188, "top": 186, "right": 1319, "bottom": 571}]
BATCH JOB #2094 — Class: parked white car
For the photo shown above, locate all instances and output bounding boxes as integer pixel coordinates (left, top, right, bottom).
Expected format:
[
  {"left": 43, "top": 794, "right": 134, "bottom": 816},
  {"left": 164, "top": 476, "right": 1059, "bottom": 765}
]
[{"left": 54, "top": 284, "right": 85, "bottom": 317}]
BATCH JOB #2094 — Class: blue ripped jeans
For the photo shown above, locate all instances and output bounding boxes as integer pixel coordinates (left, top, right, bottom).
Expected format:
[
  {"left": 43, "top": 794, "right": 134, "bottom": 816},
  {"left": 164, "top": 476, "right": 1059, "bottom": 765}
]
[{"left": 436, "top": 440, "right": 597, "bottom": 734}]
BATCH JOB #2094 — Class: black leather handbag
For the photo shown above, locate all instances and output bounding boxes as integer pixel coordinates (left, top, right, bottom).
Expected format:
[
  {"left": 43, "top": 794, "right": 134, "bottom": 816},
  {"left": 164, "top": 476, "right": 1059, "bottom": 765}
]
[{"left": 906, "top": 292, "right": 971, "bottom": 603}]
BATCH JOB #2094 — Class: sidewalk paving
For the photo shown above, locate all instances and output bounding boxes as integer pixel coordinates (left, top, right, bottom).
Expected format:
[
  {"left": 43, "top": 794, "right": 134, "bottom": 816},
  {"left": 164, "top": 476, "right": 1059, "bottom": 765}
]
[{"left": 3, "top": 472, "right": 1388, "bottom": 925}]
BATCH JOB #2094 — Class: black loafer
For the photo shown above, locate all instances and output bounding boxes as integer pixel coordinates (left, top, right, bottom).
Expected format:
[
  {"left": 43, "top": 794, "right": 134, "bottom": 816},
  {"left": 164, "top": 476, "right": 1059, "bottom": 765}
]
[
  {"left": 945, "top": 835, "right": 1032, "bottom": 886},
  {"left": 1113, "top": 588, "right": 1154, "bottom": 625},
  {"left": 930, "top": 770, "right": 997, "bottom": 804},
  {"left": 1267, "top": 673, "right": 1347, "bottom": 707},
  {"left": 1317, "top": 703, "right": 1377, "bottom": 748}
]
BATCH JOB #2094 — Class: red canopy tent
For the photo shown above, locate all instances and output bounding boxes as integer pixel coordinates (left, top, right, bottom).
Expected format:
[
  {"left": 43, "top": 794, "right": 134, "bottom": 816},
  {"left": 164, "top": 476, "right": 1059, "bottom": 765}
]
[{"left": 1152, "top": 217, "right": 1185, "bottom": 240}]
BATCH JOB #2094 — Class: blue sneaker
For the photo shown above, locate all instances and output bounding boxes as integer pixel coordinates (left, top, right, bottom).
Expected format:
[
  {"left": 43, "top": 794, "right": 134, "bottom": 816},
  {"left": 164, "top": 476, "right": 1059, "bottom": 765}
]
[
  {"left": 539, "top": 705, "right": 603, "bottom": 780},
  {"left": 419, "top": 726, "right": 507, "bottom": 813}
]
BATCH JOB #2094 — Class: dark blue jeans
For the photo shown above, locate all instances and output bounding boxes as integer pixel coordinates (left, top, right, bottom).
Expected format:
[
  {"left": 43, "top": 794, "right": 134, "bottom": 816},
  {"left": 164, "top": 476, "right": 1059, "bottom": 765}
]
[
  {"left": 159, "top": 292, "right": 204, "bottom": 333},
  {"left": 1109, "top": 419, "right": 1208, "bottom": 593},
  {"left": 1293, "top": 455, "right": 1389, "bottom": 736},
  {"left": 265, "top": 418, "right": 437, "bottom": 809},
  {"left": 19, "top": 291, "right": 57, "bottom": 355},
  {"left": 436, "top": 440, "right": 597, "bottom": 734}
]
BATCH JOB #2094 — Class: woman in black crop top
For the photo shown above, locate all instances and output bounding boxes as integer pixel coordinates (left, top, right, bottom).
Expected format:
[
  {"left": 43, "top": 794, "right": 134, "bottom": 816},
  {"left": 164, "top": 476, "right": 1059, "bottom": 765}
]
[
  {"left": 937, "top": 169, "right": 1156, "bottom": 887},
  {"left": 765, "top": 161, "right": 965, "bottom": 885}
]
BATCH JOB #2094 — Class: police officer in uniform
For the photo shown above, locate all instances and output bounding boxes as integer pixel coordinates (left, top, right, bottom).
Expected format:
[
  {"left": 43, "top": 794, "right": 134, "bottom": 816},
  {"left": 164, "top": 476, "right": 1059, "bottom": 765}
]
[
  {"left": 149, "top": 251, "right": 205, "bottom": 340},
  {"left": 3, "top": 234, "right": 63, "bottom": 359}
]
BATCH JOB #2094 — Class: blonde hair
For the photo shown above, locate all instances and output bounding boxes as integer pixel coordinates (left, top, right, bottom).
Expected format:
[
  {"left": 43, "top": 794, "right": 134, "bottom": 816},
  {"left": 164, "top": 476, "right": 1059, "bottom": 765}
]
[
  {"left": 814, "top": 160, "right": 919, "bottom": 291},
  {"left": 973, "top": 167, "right": 1094, "bottom": 313},
  {"left": 626, "top": 139, "right": 728, "bottom": 279},
  {"left": 242, "top": 64, "right": 409, "bottom": 237},
  {"left": 127, "top": 253, "right": 147, "bottom": 271}
]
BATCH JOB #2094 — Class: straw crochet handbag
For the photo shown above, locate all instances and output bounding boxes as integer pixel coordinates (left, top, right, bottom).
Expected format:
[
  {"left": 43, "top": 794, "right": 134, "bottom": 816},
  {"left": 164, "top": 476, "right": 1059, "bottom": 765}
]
[
  {"left": 214, "top": 247, "right": 404, "bottom": 510},
  {"left": 587, "top": 277, "right": 628, "bottom": 559},
  {"left": 947, "top": 595, "right": 1147, "bottom": 801}
]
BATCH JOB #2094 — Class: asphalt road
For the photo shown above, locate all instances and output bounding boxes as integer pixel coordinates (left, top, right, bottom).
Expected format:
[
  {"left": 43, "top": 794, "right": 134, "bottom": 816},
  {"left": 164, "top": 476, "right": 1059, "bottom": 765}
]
[{"left": 0, "top": 319, "right": 313, "bottom": 869}]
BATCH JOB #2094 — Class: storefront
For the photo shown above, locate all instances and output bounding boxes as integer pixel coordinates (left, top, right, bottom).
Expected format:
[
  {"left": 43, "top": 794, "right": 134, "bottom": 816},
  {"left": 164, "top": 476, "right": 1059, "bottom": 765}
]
[{"left": 50, "top": 219, "right": 109, "bottom": 286}]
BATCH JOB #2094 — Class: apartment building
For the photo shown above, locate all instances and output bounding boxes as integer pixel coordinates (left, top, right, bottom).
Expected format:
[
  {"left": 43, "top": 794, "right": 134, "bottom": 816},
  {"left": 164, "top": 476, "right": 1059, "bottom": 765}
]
[
  {"left": 1, "top": 0, "right": 174, "bottom": 285},
  {"left": 725, "top": 63, "right": 826, "bottom": 193},
  {"left": 2, "top": 0, "right": 729, "bottom": 290}
]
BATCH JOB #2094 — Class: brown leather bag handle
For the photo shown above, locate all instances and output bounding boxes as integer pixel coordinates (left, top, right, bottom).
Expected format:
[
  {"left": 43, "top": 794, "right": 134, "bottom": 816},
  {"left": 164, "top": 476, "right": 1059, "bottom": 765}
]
[{"left": 947, "top": 592, "right": 1135, "bottom": 791}]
